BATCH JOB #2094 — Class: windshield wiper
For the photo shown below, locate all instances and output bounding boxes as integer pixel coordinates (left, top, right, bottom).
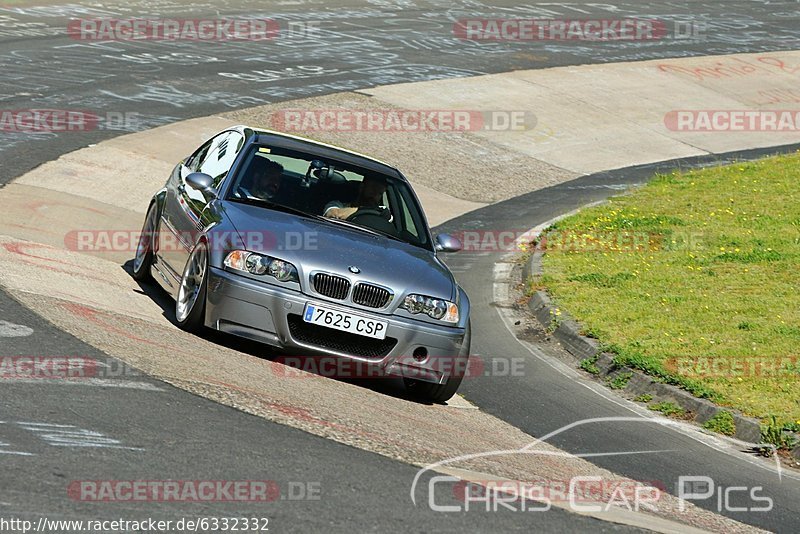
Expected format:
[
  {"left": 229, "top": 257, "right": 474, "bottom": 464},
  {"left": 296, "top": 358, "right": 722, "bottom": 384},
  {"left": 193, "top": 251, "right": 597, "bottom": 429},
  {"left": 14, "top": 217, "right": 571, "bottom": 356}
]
[
  {"left": 230, "top": 196, "right": 326, "bottom": 222},
  {"left": 324, "top": 217, "right": 405, "bottom": 243},
  {"left": 231, "top": 196, "right": 407, "bottom": 244}
]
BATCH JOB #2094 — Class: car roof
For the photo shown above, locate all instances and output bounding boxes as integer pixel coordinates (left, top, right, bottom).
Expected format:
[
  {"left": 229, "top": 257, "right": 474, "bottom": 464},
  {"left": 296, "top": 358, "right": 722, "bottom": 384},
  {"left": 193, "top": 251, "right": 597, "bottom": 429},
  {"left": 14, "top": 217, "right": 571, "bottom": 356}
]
[{"left": 234, "top": 125, "right": 406, "bottom": 181}]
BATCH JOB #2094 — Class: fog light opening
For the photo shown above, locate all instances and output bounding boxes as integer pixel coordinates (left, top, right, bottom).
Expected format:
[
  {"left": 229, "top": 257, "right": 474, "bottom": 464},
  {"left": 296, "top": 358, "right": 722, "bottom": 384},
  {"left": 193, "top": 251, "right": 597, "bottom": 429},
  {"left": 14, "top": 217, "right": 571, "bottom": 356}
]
[{"left": 412, "top": 347, "right": 428, "bottom": 362}]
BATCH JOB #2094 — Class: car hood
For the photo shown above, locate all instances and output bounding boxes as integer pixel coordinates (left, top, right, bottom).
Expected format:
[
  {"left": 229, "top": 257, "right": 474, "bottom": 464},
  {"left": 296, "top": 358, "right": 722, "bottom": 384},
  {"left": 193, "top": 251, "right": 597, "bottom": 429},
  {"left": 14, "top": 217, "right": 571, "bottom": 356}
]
[{"left": 220, "top": 201, "right": 456, "bottom": 301}]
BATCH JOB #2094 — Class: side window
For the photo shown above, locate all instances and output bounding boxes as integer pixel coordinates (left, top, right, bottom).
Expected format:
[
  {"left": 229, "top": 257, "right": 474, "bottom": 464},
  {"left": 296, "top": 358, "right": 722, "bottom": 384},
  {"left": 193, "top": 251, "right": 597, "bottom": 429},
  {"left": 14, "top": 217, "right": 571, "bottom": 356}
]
[
  {"left": 185, "top": 140, "right": 213, "bottom": 172},
  {"left": 386, "top": 184, "right": 421, "bottom": 240},
  {"left": 189, "top": 131, "right": 245, "bottom": 188},
  {"left": 400, "top": 199, "right": 419, "bottom": 238},
  {"left": 199, "top": 131, "right": 245, "bottom": 187}
]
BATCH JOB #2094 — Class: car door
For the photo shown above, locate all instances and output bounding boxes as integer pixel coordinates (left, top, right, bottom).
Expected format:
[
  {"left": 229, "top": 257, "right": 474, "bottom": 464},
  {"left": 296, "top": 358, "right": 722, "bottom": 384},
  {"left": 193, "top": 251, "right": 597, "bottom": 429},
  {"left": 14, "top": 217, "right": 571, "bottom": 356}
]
[{"left": 158, "top": 130, "right": 245, "bottom": 284}]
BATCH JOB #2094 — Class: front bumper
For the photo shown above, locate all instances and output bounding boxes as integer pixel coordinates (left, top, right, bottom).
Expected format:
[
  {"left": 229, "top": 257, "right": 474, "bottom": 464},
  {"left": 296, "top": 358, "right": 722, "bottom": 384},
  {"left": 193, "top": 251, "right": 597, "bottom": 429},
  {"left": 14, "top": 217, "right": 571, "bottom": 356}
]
[{"left": 205, "top": 267, "right": 468, "bottom": 384}]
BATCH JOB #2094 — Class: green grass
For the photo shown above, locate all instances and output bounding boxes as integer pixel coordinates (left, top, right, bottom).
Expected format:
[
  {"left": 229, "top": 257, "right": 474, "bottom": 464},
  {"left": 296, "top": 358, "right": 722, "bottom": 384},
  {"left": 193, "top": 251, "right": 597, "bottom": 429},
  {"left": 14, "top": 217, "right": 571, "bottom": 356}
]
[
  {"left": 649, "top": 401, "right": 687, "bottom": 418},
  {"left": 540, "top": 152, "right": 800, "bottom": 425},
  {"left": 579, "top": 356, "right": 600, "bottom": 375},
  {"left": 703, "top": 411, "right": 736, "bottom": 436},
  {"left": 761, "top": 416, "right": 797, "bottom": 452},
  {"left": 607, "top": 372, "right": 633, "bottom": 390}
]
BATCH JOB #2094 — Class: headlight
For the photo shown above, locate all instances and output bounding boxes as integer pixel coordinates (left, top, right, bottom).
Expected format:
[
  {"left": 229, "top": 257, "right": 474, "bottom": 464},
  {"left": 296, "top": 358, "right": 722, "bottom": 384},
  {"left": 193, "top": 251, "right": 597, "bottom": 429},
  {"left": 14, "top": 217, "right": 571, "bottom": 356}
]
[
  {"left": 224, "top": 250, "right": 299, "bottom": 283},
  {"left": 267, "top": 259, "right": 296, "bottom": 282},
  {"left": 401, "top": 293, "right": 459, "bottom": 323},
  {"left": 245, "top": 253, "right": 269, "bottom": 275}
]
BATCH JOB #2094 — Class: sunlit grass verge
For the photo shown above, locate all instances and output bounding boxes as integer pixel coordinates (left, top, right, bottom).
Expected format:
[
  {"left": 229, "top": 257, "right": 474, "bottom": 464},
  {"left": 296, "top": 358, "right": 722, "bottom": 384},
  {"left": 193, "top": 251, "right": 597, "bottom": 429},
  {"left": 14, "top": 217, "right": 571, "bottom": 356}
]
[
  {"left": 539, "top": 152, "right": 800, "bottom": 426},
  {"left": 703, "top": 411, "right": 736, "bottom": 436}
]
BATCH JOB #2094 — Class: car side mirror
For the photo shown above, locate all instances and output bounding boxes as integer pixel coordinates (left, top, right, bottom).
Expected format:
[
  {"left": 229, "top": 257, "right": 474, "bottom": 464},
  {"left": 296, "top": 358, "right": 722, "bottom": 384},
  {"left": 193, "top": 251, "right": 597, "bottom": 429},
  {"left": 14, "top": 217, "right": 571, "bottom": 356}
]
[
  {"left": 435, "top": 233, "right": 462, "bottom": 253},
  {"left": 185, "top": 172, "right": 216, "bottom": 198}
]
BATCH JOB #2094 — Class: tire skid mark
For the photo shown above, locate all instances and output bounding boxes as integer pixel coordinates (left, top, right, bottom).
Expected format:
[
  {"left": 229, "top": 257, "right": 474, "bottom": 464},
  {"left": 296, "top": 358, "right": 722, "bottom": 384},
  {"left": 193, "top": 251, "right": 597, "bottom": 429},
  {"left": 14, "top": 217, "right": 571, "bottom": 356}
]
[
  {"left": 204, "top": 377, "right": 372, "bottom": 435},
  {"left": 24, "top": 199, "right": 109, "bottom": 217},
  {"left": 60, "top": 301, "right": 191, "bottom": 357},
  {"left": 196, "top": 377, "right": 466, "bottom": 459},
  {"left": 4, "top": 223, "right": 58, "bottom": 236},
  {"left": 2, "top": 240, "right": 109, "bottom": 279}
]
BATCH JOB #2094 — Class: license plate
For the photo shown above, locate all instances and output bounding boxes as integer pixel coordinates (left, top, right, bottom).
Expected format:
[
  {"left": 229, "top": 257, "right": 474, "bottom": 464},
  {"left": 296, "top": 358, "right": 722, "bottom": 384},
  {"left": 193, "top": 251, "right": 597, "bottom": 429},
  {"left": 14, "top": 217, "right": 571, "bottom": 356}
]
[{"left": 303, "top": 303, "right": 388, "bottom": 340}]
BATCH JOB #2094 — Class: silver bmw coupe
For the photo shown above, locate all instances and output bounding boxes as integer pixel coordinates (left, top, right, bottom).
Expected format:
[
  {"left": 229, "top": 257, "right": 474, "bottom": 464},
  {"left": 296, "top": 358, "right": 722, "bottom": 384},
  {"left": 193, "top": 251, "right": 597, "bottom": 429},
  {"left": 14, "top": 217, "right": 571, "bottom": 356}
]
[{"left": 132, "top": 125, "right": 470, "bottom": 402}]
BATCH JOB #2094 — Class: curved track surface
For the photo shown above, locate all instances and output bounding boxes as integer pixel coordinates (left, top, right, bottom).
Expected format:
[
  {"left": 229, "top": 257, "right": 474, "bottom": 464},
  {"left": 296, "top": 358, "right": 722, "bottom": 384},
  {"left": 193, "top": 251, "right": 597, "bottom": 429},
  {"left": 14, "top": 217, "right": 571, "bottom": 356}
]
[
  {"left": 2, "top": 1, "right": 800, "bottom": 532},
  {"left": 437, "top": 146, "right": 800, "bottom": 533}
]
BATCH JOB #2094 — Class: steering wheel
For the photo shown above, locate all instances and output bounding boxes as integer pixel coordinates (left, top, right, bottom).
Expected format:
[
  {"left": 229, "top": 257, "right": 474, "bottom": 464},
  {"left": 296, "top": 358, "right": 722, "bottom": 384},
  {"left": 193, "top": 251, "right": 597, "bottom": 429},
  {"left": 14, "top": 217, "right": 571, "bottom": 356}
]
[
  {"left": 345, "top": 207, "right": 389, "bottom": 222},
  {"left": 346, "top": 207, "right": 396, "bottom": 235}
]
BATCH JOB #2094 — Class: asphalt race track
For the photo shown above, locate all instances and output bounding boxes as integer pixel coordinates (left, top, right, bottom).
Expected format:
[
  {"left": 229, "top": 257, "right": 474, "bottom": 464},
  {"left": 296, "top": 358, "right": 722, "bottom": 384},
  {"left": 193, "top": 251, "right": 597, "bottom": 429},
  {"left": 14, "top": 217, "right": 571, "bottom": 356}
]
[
  {"left": 2, "top": 1, "right": 800, "bottom": 532},
  {"left": 2, "top": 0, "right": 800, "bottom": 181},
  {"left": 2, "top": 285, "right": 642, "bottom": 532},
  {"left": 438, "top": 146, "right": 800, "bottom": 533}
]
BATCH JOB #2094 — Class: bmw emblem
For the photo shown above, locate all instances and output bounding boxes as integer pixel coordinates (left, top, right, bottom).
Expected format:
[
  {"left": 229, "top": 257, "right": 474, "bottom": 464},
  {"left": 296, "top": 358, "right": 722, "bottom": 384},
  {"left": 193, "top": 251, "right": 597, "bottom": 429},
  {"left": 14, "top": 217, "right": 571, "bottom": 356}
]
[{"left": 348, "top": 266, "right": 361, "bottom": 274}]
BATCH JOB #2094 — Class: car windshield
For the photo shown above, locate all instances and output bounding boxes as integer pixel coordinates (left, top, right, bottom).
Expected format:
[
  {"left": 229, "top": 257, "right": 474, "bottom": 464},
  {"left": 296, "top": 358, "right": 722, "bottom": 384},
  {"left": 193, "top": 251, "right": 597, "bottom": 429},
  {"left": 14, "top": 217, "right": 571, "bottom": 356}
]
[{"left": 226, "top": 145, "right": 431, "bottom": 249}]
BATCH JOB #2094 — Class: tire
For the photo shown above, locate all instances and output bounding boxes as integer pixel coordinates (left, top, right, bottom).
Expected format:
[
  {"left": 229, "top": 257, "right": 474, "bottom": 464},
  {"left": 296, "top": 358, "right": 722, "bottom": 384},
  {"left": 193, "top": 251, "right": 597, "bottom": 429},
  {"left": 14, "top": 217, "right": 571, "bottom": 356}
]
[
  {"left": 175, "top": 240, "right": 209, "bottom": 333},
  {"left": 404, "top": 320, "right": 471, "bottom": 404},
  {"left": 132, "top": 203, "right": 158, "bottom": 282}
]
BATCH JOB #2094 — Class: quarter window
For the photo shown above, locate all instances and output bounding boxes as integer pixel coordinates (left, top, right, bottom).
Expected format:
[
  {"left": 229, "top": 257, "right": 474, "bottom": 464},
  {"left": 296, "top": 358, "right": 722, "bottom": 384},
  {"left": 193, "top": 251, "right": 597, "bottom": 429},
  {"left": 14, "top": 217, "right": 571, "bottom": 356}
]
[{"left": 188, "top": 131, "right": 245, "bottom": 189}]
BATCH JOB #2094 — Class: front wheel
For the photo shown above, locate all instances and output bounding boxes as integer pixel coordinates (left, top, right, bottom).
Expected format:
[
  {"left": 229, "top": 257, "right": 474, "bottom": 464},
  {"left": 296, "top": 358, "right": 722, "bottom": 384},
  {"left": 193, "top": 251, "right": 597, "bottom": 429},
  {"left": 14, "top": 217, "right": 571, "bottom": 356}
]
[
  {"left": 404, "top": 321, "right": 471, "bottom": 404},
  {"left": 175, "top": 240, "right": 209, "bottom": 332},
  {"left": 132, "top": 203, "right": 158, "bottom": 282}
]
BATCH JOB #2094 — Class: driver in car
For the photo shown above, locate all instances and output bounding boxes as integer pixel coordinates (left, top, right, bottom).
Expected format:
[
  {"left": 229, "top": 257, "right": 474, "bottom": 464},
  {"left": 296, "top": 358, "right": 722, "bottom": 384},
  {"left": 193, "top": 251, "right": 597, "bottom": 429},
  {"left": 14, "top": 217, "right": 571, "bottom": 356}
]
[
  {"left": 323, "top": 175, "right": 388, "bottom": 220},
  {"left": 239, "top": 157, "right": 285, "bottom": 201}
]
